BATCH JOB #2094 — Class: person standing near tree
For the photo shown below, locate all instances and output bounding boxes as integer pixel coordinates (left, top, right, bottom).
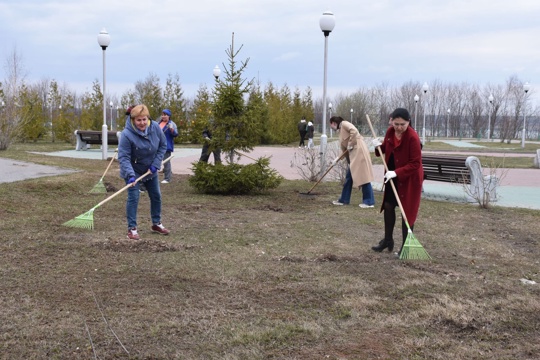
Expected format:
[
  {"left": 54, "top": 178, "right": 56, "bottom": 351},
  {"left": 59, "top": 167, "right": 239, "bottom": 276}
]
[
  {"left": 329, "top": 116, "right": 375, "bottom": 208},
  {"left": 306, "top": 121, "right": 315, "bottom": 149},
  {"left": 199, "top": 125, "right": 222, "bottom": 164},
  {"left": 371, "top": 108, "right": 423, "bottom": 255},
  {"left": 297, "top": 116, "right": 308, "bottom": 148},
  {"left": 118, "top": 104, "right": 169, "bottom": 240},
  {"left": 158, "top": 109, "right": 178, "bottom": 184}
]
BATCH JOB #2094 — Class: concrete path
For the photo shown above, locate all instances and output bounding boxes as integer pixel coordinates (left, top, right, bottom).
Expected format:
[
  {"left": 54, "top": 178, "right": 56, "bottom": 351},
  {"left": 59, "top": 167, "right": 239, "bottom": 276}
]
[{"left": 1, "top": 145, "right": 538, "bottom": 210}]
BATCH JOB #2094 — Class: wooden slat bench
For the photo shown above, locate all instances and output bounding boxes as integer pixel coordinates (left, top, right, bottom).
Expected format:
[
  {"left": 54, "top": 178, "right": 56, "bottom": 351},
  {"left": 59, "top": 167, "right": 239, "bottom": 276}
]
[
  {"left": 421, "top": 154, "right": 499, "bottom": 204},
  {"left": 74, "top": 130, "right": 121, "bottom": 151},
  {"left": 422, "top": 154, "right": 470, "bottom": 184}
]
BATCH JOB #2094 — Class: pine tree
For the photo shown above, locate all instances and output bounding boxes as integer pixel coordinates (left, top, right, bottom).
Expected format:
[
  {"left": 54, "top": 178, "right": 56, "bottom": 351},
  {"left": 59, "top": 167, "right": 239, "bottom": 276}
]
[{"left": 211, "top": 33, "right": 258, "bottom": 159}]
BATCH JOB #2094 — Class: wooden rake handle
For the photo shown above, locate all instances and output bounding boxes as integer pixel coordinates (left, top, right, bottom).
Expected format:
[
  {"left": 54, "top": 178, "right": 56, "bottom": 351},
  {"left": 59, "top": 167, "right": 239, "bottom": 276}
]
[
  {"left": 93, "top": 155, "right": 174, "bottom": 209},
  {"left": 234, "top": 150, "right": 258, "bottom": 162},
  {"left": 306, "top": 150, "right": 348, "bottom": 194},
  {"left": 365, "top": 114, "right": 410, "bottom": 225},
  {"left": 99, "top": 150, "right": 118, "bottom": 180}
]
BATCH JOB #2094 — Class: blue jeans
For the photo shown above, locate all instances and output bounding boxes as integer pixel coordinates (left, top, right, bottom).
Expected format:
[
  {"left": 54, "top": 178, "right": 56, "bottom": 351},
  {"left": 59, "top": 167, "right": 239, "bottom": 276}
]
[
  {"left": 163, "top": 150, "right": 172, "bottom": 181},
  {"left": 126, "top": 174, "right": 162, "bottom": 229},
  {"left": 338, "top": 167, "right": 375, "bottom": 206}
]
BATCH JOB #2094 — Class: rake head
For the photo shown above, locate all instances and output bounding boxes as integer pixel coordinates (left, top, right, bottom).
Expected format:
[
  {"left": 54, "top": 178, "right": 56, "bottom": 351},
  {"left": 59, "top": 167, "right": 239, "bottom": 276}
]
[
  {"left": 62, "top": 209, "right": 95, "bottom": 230},
  {"left": 89, "top": 179, "right": 107, "bottom": 194},
  {"left": 399, "top": 228, "right": 431, "bottom": 261}
]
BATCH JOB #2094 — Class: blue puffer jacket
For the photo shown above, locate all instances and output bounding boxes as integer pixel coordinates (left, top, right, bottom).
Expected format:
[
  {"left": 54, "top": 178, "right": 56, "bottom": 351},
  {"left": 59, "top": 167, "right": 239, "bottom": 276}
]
[
  {"left": 118, "top": 119, "right": 167, "bottom": 181},
  {"left": 161, "top": 120, "right": 179, "bottom": 152}
]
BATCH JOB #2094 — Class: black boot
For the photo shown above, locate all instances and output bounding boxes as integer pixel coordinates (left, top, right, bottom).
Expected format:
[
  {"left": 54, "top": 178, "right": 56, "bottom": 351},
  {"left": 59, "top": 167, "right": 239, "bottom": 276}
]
[{"left": 371, "top": 238, "right": 394, "bottom": 252}]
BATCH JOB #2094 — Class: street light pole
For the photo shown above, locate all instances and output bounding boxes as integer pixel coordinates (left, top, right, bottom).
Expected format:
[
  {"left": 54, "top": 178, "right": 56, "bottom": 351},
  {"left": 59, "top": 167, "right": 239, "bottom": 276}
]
[
  {"left": 109, "top": 101, "right": 113, "bottom": 130},
  {"left": 414, "top": 94, "right": 419, "bottom": 130},
  {"left": 319, "top": 10, "right": 335, "bottom": 175},
  {"left": 487, "top": 94, "right": 493, "bottom": 141},
  {"left": 97, "top": 28, "right": 111, "bottom": 160},
  {"left": 422, "top": 82, "right": 429, "bottom": 145},
  {"left": 328, "top": 102, "right": 333, "bottom": 138},
  {"left": 350, "top": 108, "right": 353, "bottom": 123},
  {"left": 522, "top": 82, "right": 530, "bottom": 148}
]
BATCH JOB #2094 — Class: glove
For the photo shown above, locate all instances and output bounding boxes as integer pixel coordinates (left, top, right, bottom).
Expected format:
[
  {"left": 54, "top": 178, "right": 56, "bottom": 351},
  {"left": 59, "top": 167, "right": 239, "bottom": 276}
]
[
  {"left": 331, "top": 157, "right": 340, "bottom": 166},
  {"left": 127, "top": 176, "right": 136, "bottom": 185},
  {"left": 372, "top": 138, "right": 382, "bottom": 147},
  {"left": 384, "top": 171, "right": 397, "bottom": 183},
  {"left": 347, "top": 145, "right": 354, "bottom": 151},
  {"left": 149, "top": 165, "right": 158, "bottom": 174}
]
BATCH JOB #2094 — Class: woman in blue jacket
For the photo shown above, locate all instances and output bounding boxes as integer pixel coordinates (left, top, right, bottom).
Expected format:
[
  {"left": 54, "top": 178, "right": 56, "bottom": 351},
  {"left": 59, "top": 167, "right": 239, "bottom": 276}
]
[
  {"left": 118, "top": 104, "right": 169, "bottom": 240},
  {"left": 158, "top": 108, "right": 178, "bottom": 183}
]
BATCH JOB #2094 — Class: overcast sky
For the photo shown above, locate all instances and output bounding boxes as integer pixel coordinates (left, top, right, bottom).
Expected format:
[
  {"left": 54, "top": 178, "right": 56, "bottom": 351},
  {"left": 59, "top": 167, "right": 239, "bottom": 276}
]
[{"left": 1, "top": 0, "right": 539, "bottom": 105}]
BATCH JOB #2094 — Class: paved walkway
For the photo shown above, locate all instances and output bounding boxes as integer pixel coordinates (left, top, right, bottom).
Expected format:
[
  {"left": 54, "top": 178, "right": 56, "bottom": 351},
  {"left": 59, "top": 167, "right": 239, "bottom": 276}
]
[{"left": 1, "top": 145, "right": 538, "bottom": 210}]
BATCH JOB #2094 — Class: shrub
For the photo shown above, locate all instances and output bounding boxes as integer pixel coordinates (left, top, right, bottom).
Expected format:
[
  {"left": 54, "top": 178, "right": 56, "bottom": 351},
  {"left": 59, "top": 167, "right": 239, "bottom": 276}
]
[{"left": 189, "top": 157, "right": 283, "bottom": 195}]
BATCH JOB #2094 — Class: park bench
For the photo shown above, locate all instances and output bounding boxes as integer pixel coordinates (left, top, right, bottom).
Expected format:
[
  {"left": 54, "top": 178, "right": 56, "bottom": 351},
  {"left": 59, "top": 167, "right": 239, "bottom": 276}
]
[
  {"left": 422, "top": 154, "right": 471, "bottom": 184},
  {"left": 422, "top": 154, "right": 498, "bottom": 203},
  {"left": 74, "top": 130, "right": 121, "bottom": 151}
]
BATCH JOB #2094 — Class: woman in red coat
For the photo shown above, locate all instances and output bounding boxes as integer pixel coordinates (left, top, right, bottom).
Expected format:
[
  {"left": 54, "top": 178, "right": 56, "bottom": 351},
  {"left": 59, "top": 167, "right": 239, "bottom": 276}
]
[{"left": 372, "top": 108, "right": 423, "bottom": 254}]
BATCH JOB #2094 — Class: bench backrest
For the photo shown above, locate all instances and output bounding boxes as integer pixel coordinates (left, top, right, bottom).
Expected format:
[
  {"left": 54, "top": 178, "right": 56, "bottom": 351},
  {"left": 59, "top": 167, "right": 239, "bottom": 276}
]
[
  {"left": 422, "top": 155, "right": 470, "bottom": 184},
  {"left": 75, "top": 130, "right": 119, "bottom": 145}
]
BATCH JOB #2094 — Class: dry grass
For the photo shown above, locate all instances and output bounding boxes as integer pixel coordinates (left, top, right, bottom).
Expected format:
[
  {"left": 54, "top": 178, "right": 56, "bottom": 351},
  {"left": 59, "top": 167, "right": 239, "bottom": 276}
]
[{"left": 0, "top": 147, "right": 539, "bottom": 359}]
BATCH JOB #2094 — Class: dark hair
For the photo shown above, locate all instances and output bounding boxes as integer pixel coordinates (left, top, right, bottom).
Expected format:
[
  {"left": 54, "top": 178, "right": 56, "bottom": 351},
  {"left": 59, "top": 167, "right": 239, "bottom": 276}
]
[
  {"left": 391, "top": 108, "right": 411, "bottom": 122},
  {"left": 329, "top": 116, "right": 344, "bottom": 126},
  {"left": 125, "top": 105, "right": 136, "bottom": 116}
]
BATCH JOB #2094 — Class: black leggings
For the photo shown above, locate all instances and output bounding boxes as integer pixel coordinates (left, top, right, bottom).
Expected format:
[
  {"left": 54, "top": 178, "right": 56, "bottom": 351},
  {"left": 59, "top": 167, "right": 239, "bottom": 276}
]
[{"left": 383, "top": 180, "right": 414, "bottom": 247}]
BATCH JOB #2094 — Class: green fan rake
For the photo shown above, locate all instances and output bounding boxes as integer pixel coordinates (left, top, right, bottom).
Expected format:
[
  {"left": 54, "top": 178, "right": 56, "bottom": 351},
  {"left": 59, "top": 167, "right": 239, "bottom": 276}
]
[
  {"left": 366, "top": 114, "right": 431, "bottom": 261},
  {"left": 63, "top": 155, "right": 174, "bottom": 230},
  {"left": 89, "top": 150, "right": 118, "bottom": 194}
]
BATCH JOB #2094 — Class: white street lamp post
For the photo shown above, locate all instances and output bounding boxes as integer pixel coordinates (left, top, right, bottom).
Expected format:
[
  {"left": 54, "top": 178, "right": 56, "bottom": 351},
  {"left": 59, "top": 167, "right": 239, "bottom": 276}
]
[
  {"left": 328, "top": 102, "right": 333, "bottom": 138},
  {"left": 446, "top": 108, "right": 450, "bottom": 138},
  {"left": 319, "top": 10, "right": 335, "bottom": 175},
  {"left": 97, "top": 28, "right": 111, "bottom": 160},
  {"left": 487, "top": 94, "right": 493, "bottom": 141},
  {"left": 422, "top": 82, "right": 429, "bottom": 144},
  {"left": 522, "top": 82, "right": 530, "bottom": 148},
  {"left": 109, "top": 101, "right": 113, "bottom": 130},
  {"left": 414, "top": 94, "right": 419, "bottom": 130},
  {"left": 350, "top": 108, "right": 353, "bottom": 123}
]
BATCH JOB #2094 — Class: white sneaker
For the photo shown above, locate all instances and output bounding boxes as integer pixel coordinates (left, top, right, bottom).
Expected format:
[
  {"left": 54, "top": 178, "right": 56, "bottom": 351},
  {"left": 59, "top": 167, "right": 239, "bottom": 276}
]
[
  {"left": 161, "top": 180, "right": 169, "bottom": 184},
  {"left": 332, "top": 200, "right": 345, "bottom": 206},
  {"left": 359, "top": 204, "right": 374, "bottom": 208}
]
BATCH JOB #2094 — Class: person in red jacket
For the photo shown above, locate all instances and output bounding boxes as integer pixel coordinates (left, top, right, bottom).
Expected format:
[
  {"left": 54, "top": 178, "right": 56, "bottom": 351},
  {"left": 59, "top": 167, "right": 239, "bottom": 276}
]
[{"left": 371, "top": 108, "right": 423, "bottom": 255}]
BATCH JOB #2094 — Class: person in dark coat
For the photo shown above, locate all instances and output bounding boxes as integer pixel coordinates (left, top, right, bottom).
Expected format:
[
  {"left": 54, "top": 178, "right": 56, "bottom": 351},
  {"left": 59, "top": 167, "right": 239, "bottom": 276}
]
[
  {"left": 199, "top": 127, "right": 222, "bottom": 164},
  {"left": 371, "top": 108, "right": 423, "bottom": 254},
  {"left": 297, "top": 117, "right": 307, "bottom": 148}
]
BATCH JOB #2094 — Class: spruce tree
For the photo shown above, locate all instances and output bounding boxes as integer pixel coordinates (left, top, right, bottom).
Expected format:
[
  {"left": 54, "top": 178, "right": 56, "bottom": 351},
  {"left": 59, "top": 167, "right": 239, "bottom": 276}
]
[{"left": 211, "top": 33, "right": 258, "bottom": 159}]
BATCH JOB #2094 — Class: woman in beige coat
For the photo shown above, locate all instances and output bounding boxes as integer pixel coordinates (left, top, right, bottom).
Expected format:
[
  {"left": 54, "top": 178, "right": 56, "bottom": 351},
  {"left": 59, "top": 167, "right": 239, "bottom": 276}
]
[{"left": 329, "top": 116, "right": 375, "bottom": 207}]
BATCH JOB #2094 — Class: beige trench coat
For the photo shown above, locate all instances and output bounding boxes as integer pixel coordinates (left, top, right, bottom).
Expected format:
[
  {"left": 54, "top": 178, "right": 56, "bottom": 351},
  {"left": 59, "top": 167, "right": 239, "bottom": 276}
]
[{"left": 338, "top": 121, "right": 374, "bottom": 187}]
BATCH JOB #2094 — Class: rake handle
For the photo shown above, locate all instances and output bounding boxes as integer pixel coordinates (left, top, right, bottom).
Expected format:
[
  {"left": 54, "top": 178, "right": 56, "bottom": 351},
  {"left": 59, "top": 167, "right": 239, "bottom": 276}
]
[
  {"left": 365, "top": 114, "right": 410, "bottom": 226},
  {"left": 99, "top": 150, "right": 118, "bottom": 181},
  {"left": 234, "top": 150, "right": 258, "bottom": 162},
  {"left": 93, "top": 155, "right": 174, "bottom": 209},
  {"left": 306, "top": 150, "right": 348, "bottom": 194}
]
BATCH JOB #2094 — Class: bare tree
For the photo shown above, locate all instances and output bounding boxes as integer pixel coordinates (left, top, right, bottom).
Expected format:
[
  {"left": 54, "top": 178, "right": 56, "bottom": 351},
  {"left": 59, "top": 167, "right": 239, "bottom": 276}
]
[{"left": 0, "top": 47, "right": 27, "bottom": 149}]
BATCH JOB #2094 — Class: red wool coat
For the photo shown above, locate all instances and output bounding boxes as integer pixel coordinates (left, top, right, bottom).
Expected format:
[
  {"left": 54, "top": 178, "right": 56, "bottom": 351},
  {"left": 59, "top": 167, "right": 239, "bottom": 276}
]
[{"left": 375, "top": 126, "right": 423, "bottom": 225}]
